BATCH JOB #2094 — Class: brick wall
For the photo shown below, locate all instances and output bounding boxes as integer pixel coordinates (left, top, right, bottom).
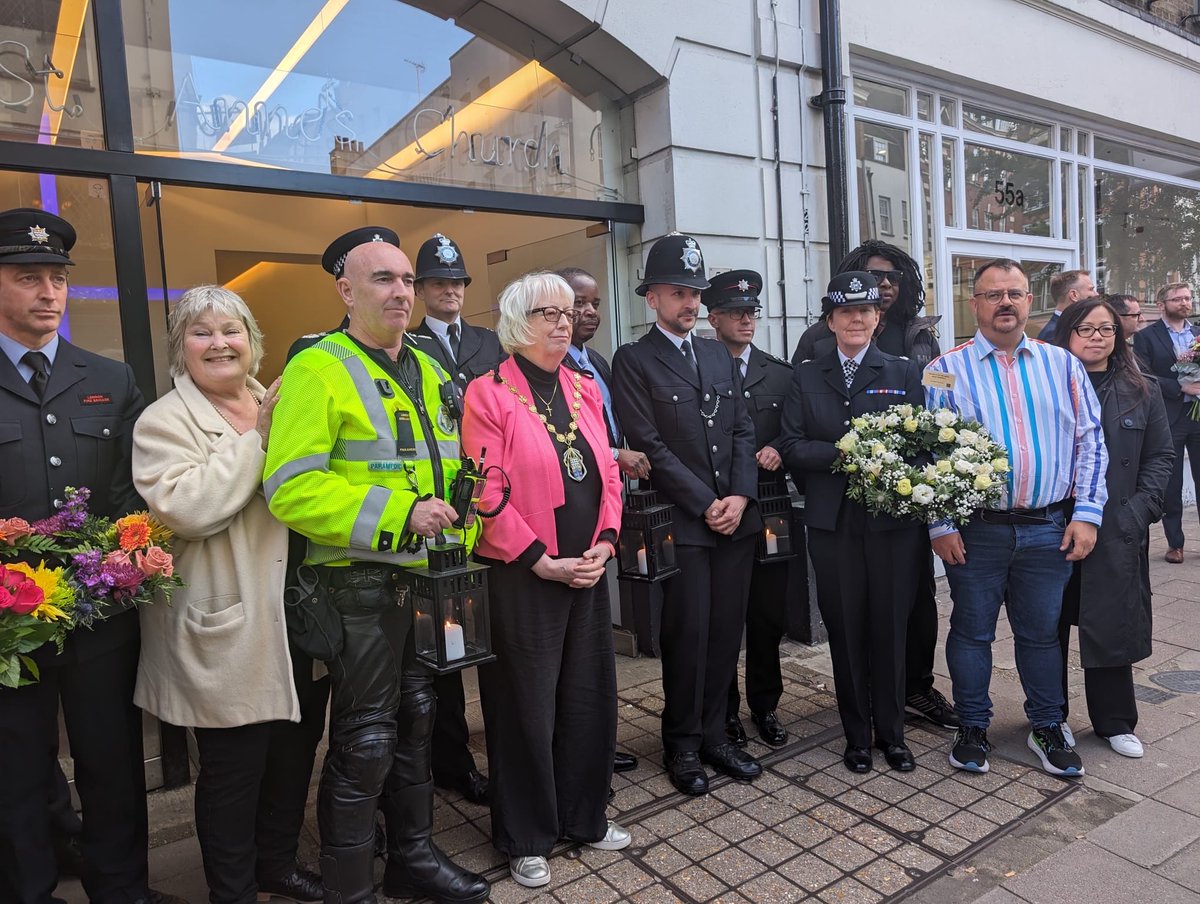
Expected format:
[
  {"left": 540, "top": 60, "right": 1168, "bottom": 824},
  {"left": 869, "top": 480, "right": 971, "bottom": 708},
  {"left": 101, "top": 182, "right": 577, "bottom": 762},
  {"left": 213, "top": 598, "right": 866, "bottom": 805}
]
[{"left": 1109, "top": 0, "right": 1199, "bottom": 29}]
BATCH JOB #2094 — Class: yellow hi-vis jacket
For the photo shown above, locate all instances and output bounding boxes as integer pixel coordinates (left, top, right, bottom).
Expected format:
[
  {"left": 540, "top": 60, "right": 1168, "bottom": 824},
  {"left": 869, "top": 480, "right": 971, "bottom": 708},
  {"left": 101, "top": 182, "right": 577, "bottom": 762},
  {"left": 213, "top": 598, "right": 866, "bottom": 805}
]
[{"left": 264, "top": 331, "right": 469, "bottom": 568}]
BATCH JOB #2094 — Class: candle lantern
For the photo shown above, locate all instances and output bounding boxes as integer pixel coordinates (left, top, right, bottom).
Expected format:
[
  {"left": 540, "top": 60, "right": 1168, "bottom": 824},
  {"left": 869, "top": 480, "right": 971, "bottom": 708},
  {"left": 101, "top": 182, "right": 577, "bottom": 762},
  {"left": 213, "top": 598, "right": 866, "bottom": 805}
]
[
  {"left": 617, "top": 485, "right": 680, "bottom": 584},
  {"left": 756, "top": 478, "right": 796, "bottom": 564},
  {"left": 406, "top": 541, "right": 495, "bottom": 674}
]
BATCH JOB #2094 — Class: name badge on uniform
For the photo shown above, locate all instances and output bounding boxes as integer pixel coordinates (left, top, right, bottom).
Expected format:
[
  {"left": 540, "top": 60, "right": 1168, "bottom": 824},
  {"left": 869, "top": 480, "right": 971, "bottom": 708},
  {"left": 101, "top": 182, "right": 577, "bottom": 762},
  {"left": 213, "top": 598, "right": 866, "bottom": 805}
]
[
  {"left": 922, "top": 370, "right": 956, "bottom": 390},
  {"left": 394, "top": 411, "right": 417, "bottom": 457}
]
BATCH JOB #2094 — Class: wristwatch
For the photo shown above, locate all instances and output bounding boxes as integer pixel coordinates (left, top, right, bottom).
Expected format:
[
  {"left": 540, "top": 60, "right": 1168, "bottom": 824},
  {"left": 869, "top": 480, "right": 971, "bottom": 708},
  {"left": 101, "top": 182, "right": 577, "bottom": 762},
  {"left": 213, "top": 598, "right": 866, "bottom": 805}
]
[{"left": 611, "top": 447, "right": 620, "bottom": 461}]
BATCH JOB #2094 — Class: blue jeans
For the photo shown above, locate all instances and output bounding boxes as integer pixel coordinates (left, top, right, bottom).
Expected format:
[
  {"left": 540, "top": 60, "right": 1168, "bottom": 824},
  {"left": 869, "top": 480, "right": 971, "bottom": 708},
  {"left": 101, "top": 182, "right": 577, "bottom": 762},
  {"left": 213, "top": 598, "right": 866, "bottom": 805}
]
[{"left": 944, "top": 510, "right": 1073, "bottom": 729}]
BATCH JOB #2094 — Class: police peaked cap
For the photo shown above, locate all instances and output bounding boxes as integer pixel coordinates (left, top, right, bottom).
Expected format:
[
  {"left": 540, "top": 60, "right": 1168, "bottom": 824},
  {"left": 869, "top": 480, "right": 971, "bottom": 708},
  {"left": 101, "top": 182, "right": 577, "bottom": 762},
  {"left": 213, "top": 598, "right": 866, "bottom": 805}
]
[
  {"left": 824, "top": 270, "right": 881, "bottom": 308},
  {"left": 0, "top": 208, "right": 76, "bottom": 266},
  {"left": 322, "top": 226, "right": 401, "bottom": 278},
  {"left": 703, "top": 269, "right": 763, "bottom": 310},
  {"left": 636, "top": 232, "right": 710, "bottom": 296},
  {"left": 415, "top": 233, "right": 471, "bottom": 286}
]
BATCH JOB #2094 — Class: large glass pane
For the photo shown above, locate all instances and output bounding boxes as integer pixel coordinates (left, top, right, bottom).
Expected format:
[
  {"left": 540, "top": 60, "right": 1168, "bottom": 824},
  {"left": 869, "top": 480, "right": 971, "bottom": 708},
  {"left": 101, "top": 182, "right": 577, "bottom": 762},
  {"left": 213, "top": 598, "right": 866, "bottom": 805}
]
[
  {"left": 1094, "top": 136, "right": 1200, "bottom": 181},
  {"left": 1096, "top": 169, "right": 1200, "bottom": 297},
  {"left": 0, "top": 2, "right": 106, "bottom": 147},
  {"left": 951, "top": 254, "right": 1062, "bottom": 346},
  {"left": 852, "top": 77, "right": 908, "bottom": 116},
  {"left": 962, "top": 103, "right": 1051, "bottom": 147},
  {"left": 122, "top": 0, "right": 611, "bottom": 200},
  {"left": 855, "top": 120, "right": 914, "bottom": 256},
  {"left": 0, "top": 170, "right": 123, "bottom": 360},
  {"left": 963, "top": 143, "right": 1052, "bottom": 237}
]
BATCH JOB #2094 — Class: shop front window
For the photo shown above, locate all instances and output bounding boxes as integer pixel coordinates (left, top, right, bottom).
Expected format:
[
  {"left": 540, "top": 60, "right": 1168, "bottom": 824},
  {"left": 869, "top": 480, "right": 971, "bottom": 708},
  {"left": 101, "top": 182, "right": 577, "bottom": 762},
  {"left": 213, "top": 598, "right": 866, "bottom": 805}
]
[
  {"left": 1096, "top": 169, "right": 1200, "bottom": 297},
  {"left": 121, "top": 0, "right": 613, "bottom": 200},
  {"left": 855, "top": 120, "right": 914, "bottom": 256},
  {"left": 0, "top": 169, "right": 123, "bottom": 361},
  {"left": 962, "top": 103, "right": 1052, "bottom": 148},
  {"left": 0, "top": 2, "right": 106, "bottom": 147},
  {"left": 963, "top": 143, "right": 1052, "bottom": 238}
]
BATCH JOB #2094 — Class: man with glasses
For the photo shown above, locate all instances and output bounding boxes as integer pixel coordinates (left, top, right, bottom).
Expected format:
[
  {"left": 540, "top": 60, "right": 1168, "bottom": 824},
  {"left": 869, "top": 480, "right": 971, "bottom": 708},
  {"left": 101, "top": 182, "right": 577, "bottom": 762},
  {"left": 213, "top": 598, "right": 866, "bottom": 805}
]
[
  {"left": 926, "top": 258, "right": 1106, "bottom": 778},
  {"left": 1133, "top": 282, "right": 1200, "bottom": 564},
  {"left": 703, "top": 269, "right": 795, "bottom": 750},
  {"left": 1106, "top": 294, "right": 1143, "bottom": 342},
  {"left": 1036, "top": 270, "right": 1096, "bottom": 341},
  {"left": 613, "top": 234, "right": 764, "bottom": 795}
]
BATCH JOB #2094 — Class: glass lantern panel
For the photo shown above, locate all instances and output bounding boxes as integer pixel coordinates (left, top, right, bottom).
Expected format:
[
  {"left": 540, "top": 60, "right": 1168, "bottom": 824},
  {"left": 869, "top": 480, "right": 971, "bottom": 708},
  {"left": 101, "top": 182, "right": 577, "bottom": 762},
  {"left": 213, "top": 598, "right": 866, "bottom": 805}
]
[
  {"left": 763, "top": 513, "right": 792, "bottom": 556},
  {"left": 618, "top": 527, "right": 649, "bottom": 576},
  {"left": 653, "top": 527, "right": 677, "bottom": 571},
  {"left": 442, "top": 593, "right": 468, "bottom": 663},
  {"left": 413, "top": 593, "right": 438, "bottom": 661}
]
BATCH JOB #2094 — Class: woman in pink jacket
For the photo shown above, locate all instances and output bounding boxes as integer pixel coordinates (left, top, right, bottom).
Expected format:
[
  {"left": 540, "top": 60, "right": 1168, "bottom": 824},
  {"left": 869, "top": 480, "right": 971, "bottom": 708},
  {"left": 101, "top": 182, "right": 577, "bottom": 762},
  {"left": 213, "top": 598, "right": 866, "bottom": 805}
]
[{"left": 462, "top": 271, "right": 627, "bottom": 889}]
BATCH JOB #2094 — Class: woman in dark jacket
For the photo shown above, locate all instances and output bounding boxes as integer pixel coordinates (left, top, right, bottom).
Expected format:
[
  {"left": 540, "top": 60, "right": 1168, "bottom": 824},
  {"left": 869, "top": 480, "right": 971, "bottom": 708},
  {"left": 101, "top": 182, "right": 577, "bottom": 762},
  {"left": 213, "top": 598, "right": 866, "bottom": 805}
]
[{"left": 1053, "top": 297, "right": 1174, "bottom": 758}]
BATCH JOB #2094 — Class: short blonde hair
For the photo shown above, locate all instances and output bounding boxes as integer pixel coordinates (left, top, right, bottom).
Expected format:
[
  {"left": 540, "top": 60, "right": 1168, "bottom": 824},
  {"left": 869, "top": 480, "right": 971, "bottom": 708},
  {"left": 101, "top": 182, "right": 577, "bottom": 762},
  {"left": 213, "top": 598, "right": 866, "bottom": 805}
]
[
  {"left": 167, "top": 285, "right": 265, "bottom": 377},
  {"left": 495, "top": 271, "right": 575, "bottom": 353}
]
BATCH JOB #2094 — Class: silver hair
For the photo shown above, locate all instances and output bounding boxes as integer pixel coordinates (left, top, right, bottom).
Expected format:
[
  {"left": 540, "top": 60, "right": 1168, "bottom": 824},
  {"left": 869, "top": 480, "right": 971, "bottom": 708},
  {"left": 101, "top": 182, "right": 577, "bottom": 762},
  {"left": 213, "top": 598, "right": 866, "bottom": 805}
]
[
  {"left": 166, "top": 285, "right": 265, "bottom": 378},
  {"left": 495, "top": 271, "right": 575, "bottom": 354}
]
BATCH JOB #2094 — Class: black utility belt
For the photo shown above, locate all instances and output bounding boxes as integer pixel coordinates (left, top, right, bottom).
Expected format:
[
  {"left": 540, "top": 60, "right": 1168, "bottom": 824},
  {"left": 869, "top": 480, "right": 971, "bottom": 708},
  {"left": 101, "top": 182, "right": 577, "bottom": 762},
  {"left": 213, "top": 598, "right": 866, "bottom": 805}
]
[
  {"left": 977, "top": 499, "right": 1070, "bottom": 525},
  {"left": 318, "top": 564, "right": 409, "bottom": 590}
]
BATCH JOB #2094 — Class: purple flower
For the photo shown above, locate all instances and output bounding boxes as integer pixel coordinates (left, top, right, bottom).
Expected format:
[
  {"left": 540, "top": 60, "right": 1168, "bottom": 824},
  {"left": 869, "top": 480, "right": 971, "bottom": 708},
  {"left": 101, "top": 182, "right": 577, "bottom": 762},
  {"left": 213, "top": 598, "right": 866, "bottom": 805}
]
[{"left": 32, "top": 487, "right": 91, "bottom": 535}]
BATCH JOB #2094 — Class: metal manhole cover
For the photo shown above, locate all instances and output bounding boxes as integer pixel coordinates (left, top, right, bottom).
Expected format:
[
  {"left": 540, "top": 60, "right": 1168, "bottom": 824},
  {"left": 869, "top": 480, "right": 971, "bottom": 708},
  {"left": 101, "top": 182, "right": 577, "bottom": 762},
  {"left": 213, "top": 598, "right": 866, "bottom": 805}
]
[
  {"left": 1149, "top": 671, "right": 1200, "bottom": 694},
  {"left": 1134, "top": 684, "right": 1178, "bottom": 704}
]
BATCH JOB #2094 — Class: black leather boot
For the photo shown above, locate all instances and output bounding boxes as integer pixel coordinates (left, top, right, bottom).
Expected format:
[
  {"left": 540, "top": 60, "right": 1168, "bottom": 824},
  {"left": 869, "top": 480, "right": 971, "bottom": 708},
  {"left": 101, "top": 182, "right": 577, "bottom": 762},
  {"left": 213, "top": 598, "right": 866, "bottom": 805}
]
[
  {"left": 381, "top": 780, "right": 489, "bottom": 903},
  {"left": 318, "top": 840, "right": 377, "bottom": 904}
]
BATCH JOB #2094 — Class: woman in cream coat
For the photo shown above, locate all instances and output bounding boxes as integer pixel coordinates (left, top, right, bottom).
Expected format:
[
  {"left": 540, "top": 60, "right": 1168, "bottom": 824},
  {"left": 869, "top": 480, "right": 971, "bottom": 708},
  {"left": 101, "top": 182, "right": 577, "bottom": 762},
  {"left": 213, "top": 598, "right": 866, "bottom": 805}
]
[{"left": 132, "top": 286, "right": 321, "bottom": 904}]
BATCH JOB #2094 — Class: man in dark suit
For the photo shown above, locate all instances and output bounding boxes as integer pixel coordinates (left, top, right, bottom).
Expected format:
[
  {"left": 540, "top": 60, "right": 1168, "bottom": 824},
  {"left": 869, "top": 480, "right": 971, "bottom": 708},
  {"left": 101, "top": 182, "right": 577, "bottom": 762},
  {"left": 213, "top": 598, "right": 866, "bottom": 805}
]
[
  {"left": 612, "top": 233, "right": 763, "bottom": 795},
  {"left": 1036, "top": 270, "right": 1095, "bottom": 342},
  {"left": 0, "top": 209, "right": 158, "bottom": 904},
  {"left": 1133, "top": 281, "right": 1200, "bottom": 564},
  {"left": 403, "top": 234, "right": 501, "bottom": 805},
  {"left": 702, "top": 269, "right": 795, "bottom": 751},
  {"left": 778, "top": 271, "right": 925, "bottom": 774}
]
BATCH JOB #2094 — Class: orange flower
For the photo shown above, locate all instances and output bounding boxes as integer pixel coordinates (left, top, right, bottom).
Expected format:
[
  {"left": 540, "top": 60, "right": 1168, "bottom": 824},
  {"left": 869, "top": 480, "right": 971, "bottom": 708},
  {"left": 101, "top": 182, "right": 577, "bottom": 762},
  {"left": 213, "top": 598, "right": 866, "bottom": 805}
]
[
  {"left": 116, "top": 514, "right": 152, "bottom": 551},
  {"left": 0, "top": 518, "right": 32, "bottom": 543}
]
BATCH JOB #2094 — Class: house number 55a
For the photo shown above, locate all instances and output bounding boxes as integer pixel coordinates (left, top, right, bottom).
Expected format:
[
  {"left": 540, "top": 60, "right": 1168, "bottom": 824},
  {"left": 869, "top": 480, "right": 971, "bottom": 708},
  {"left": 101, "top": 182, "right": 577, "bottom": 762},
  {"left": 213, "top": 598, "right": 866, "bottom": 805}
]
[{"left": 993, "top": 180, "right": 1025, "bottom": 207}]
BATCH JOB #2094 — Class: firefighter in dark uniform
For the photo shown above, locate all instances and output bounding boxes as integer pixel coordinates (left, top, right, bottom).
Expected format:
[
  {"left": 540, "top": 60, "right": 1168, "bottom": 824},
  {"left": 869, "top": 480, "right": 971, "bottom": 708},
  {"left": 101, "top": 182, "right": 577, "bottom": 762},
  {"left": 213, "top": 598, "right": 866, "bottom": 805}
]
[
  {"left": 402, "top": 233, "right": 500, "bottom": 805},
  {"left": 0, "top": 209, "right": 158, "bottom": 904},
  {"left": 777, "top": 272, "right": 924, "bottom": 775},
  {"left": 704, "top": 270, "right": 795, "bottom": 750},
  {"left": 612, "top": 233, "right": 763, "bottom": 796}
]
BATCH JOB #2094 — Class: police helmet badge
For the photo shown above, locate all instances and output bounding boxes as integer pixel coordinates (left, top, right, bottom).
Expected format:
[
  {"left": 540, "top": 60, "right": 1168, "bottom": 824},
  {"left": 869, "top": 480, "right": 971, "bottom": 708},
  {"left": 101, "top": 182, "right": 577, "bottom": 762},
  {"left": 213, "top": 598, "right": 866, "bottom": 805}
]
[
  {"left": 435, "top": 234, "right": 459, "bottom": 265},
  {"left": 680, "top": 237, "right": 703, "bottom": 274}
]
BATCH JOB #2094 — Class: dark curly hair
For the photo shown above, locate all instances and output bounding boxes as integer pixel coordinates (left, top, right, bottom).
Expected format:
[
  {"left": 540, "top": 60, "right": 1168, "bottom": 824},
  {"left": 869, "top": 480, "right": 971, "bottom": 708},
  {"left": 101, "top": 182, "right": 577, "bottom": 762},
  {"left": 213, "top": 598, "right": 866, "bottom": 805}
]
[{"left": 834, "top": 240, "right": 926, "bottom": 324}]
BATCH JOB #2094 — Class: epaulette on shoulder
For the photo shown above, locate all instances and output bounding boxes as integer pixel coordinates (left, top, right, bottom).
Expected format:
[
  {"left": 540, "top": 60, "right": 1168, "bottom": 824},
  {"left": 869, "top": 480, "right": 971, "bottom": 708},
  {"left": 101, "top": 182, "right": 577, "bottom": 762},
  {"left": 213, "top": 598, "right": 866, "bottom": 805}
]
[{"left": 764, "top": 351, "right": 792, "bottom": 368}]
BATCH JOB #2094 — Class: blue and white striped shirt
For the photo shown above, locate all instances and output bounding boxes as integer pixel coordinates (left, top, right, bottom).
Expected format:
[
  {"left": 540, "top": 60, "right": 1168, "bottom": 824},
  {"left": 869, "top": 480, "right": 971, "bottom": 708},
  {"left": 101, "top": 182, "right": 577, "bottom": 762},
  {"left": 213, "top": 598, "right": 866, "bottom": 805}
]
[{"left": 924, "top": 332, "right": 1107, "bottom": 537}]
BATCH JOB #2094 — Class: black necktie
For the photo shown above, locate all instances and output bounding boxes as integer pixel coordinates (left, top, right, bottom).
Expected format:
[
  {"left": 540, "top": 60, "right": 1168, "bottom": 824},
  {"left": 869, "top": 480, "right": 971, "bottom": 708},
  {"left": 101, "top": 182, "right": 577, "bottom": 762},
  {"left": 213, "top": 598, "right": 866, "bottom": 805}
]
[
  {"left": 681, "top": 339, "right": 699, "bottom": 378},
  {"left": 22, "top": 351, "right": 50, "bottom": 400},
  {"left": 447, "top": 323, "right": 461, "bottom": 365}
]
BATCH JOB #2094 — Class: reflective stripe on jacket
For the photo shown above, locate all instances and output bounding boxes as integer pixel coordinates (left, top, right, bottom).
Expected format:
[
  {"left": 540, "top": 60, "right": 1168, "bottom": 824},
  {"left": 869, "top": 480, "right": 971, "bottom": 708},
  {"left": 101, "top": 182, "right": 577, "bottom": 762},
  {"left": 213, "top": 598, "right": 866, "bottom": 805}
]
[{"left": 265, "top": 331, "right": 467, "bottom": 567}]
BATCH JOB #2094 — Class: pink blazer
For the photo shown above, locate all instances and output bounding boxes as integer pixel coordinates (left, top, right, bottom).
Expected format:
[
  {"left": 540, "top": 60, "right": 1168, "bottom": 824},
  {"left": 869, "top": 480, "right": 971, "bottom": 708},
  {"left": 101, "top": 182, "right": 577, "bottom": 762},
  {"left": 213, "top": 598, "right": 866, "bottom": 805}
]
[{"left": 462, "top": 356, "right": 623, "bottom": 563}]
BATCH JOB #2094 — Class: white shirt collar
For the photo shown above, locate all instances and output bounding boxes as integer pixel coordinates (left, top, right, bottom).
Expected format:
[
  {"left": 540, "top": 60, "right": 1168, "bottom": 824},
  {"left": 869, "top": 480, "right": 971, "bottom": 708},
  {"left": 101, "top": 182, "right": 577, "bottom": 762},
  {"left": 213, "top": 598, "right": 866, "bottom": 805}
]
[
  {"left": 837, "top": 345, "right": 869, "bottom": 367},
  {"left": 655, "top": 323, "right": 691, "bottom": 351},
  {"left": 423, "top": 316, "right": 461, "bottom": 340}
]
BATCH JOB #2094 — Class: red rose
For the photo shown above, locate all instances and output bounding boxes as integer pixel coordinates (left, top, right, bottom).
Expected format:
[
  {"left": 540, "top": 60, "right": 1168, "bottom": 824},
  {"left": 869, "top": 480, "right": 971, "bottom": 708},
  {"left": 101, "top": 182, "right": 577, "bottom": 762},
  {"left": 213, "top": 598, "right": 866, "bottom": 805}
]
[{"left": 0, "top": 567, "right": 43, "bottom": 615}]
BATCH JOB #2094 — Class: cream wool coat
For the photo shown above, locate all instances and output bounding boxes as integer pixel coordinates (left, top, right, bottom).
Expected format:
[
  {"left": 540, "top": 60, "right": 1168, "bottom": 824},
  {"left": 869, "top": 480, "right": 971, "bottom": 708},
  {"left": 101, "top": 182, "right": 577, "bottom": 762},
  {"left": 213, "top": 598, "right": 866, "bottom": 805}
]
[{"left": 131, "top": 372, "right": 299, "bottom": 728}]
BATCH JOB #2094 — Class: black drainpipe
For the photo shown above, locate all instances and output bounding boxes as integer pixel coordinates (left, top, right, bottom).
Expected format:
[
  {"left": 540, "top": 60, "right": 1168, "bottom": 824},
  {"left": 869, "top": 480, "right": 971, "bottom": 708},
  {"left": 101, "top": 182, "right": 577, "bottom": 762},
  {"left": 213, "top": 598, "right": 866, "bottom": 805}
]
[{"left": 810, "top": 0, "right": 849, "bottom": 267}]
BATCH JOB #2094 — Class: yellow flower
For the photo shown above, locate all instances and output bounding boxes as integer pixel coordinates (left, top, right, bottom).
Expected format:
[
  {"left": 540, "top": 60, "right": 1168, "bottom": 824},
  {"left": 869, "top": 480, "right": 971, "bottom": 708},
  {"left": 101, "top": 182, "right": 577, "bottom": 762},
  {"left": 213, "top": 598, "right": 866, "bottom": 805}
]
[
  {"left": 903, "top": 418, "right": 919, "bottom": 432},
  {"left": 852, "top": 417, "right": 868, "bottom": 430},
  {"left": 992, "top": 457, "right": 1010, "bottom": 472},
  {"left": 974, "top": 474, "right": 993, "bottom": 490},
  {"left": 836, "top": 433, "right": 858, "bottom": 453},
  {"left": 936, "top": 459, "right": 953, "bottom": 473},
  {"left": 896, "top": 478, "right": 913, "bottom": 496},
  {"left": 938, "top": 427, "right": 957, "bottom": 443},
  {"left": 5, "top": 561, "right": 73, "bottom": 622},
  {"left": 846, "top": 463, "right": 858, "bottom": 472}
]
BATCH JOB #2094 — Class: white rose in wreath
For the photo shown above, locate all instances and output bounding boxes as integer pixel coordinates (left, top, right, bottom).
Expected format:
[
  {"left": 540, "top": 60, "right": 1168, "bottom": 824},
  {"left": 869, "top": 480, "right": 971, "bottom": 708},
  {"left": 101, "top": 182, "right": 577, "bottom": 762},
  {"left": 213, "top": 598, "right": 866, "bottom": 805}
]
[
  {"left": 934, "top": 409, "right": 958, "bottom": 428},
  {"left": 912, "top": 484, "right": 936, "bottom": 505}
]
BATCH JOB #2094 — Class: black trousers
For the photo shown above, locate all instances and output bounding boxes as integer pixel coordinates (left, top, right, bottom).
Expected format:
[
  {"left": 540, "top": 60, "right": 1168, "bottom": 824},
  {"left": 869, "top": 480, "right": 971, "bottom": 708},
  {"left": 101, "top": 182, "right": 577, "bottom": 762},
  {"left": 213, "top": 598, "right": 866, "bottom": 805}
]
[
  {"left": 430, "top": 672, "right": 478, "bottom": 785},
  {"left": 1163, "top": 420, "right": 1200, "bottom": 549},
  {"left": 191, "top": 648, "right": 331, "bottom": 904},
  {"left": 478, "top": 563, "right": 616, "bottom": 857},
  {"left": 807, "top": 505, "right": 921, "bottom": 748},
  {"left": 661, "top": 537, "right": 756, "bottom": 754},
  {"left": 1058, "top": 568, "right": 1138, "bottom": 738},
  {"left": 727, "top": 559, "right": 789, "bottom": 718},
  {"left": 905, "top": 545, "right": 939, "bottom": 698},
  {"left": 0, "top": 617, "right": 148, "bottom": 904}
]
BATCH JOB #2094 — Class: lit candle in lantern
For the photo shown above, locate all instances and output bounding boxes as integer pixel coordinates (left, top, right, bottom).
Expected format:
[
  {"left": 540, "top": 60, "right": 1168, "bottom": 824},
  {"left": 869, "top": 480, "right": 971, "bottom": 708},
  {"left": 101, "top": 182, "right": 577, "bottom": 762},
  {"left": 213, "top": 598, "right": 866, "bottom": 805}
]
[
  {"left": 764, "top": 528, "right": 778, "bottom": 556},
  {"left": 444, "top": 620, "right": 466, "bottom": 661},
  {"left": 637, "top": 546, "right": 648, "bottom": 575}
]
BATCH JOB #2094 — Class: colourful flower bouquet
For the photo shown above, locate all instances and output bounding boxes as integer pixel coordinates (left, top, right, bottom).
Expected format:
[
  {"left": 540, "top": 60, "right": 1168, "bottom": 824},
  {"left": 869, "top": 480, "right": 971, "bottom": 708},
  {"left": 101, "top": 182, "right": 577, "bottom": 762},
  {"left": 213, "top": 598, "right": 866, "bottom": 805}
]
[
  {"left": 1171, "top": 337, "right": 1200, "bottom": 421},
  {"left": 833, "top": 404, "right": 1009, "bottom": 524},
  {"left": 0, "top": 487, "right": 181, "bottom": 687}
]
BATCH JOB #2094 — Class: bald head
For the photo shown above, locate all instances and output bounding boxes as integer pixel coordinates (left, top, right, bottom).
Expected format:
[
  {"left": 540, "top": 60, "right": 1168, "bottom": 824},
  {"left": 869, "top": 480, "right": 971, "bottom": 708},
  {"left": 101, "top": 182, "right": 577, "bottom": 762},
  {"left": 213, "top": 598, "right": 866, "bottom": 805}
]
[{"left": 338, "top": 242, "right": 416, "bottom": 352}]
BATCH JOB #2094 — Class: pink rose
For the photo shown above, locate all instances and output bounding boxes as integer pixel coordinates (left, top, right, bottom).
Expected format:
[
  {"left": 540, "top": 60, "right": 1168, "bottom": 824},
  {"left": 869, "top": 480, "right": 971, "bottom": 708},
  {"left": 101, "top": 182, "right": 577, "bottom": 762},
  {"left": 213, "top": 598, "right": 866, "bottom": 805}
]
[
  {"left": 135, "top": 546, "right": 174, "bottom": 578},
  {"left": 104, "top": 549, "right": 133, "bottom": 568},
  {"left": 0, "top": 517, "right": 32, "bottom": 543},
  {"left": 0, "top": 567, "right": 43, "bottom": 615}
]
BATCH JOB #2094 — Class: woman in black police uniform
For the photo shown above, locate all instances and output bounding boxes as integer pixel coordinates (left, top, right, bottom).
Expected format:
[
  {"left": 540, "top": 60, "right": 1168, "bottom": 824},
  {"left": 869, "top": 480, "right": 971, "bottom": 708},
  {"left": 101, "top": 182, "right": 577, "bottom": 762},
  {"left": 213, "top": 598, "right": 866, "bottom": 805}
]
[{"left": 778, "top": 272, "right": 925, "bottom": 774}]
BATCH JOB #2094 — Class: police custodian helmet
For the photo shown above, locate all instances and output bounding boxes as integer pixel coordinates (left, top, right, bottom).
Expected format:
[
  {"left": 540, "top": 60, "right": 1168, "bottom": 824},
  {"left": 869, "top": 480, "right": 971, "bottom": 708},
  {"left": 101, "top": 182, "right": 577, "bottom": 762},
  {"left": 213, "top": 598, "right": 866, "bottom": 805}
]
[
  {"left": 635, "top": 232, "right": 710, "bottom": 296},
  {"left": 415, "top": 233, "right": 471, "bottom": 286},
  {"left": 0, "top": 208, "right": 76, "bottom": 266}
]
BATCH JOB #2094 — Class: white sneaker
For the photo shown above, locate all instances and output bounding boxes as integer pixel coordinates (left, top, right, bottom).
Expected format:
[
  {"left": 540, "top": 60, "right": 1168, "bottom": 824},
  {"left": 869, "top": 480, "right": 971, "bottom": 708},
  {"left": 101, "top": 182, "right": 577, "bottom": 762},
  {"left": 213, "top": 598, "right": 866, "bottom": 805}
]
[
  {"left": 586, "top": 821, "right": 632, "bottom": 851},
  {"left": 1107, "top": 733, "right": 1144, "bottom": 758},
  {"left": 509, "top": 856, "right": 551, "bottom": 888},
  {"left": 1060, "top": 721, "right": 1075, "bottom": 747}
]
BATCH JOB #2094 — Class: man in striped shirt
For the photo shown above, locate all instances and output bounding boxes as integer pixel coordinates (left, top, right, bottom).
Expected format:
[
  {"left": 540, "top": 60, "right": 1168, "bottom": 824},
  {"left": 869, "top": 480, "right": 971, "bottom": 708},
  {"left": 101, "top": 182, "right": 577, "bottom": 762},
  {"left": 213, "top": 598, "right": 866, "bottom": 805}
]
[{"left": 925, "top": 258, "right": 1107, "bottom": 779}]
